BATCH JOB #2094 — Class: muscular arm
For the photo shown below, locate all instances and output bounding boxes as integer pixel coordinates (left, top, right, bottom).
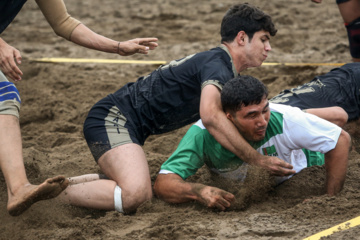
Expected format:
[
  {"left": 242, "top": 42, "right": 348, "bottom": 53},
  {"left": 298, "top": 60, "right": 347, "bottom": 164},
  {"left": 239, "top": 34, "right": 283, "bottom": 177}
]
[
  {"left": 154, "top": 173, "right": 235, "bottom": 211},
  {"left": 200, "top": 84, "right": 295, "bottom": 176},
  {"left": 324, "top": 129, "right": 351, "bottom": 195},
  {"left": 36, "top": 0, "right": 158, "bottom": 55}
]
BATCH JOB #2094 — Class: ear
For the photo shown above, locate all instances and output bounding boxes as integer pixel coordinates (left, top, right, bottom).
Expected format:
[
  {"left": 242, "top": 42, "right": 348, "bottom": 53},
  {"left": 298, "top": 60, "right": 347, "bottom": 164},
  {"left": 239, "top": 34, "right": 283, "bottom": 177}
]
[
  {"left": 236, "top": 31, "right": 247, "bottom": 46},
  {"left": 226, "top": 112, "right": 233, "bottom": 122}
]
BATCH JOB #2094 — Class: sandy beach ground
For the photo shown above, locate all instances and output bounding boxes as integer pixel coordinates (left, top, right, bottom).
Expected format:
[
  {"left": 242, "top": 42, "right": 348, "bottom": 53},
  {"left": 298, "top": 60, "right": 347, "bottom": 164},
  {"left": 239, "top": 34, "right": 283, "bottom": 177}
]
[{"left": 1, "top": 0, "right": 360, "bottom": 239}]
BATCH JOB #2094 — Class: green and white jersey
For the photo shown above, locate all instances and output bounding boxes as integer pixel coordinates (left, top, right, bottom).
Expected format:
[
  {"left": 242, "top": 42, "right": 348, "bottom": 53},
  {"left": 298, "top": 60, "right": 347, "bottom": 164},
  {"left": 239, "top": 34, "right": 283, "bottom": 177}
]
[{"left": 160, "top": 103, "right": 342, "bottom": 184}]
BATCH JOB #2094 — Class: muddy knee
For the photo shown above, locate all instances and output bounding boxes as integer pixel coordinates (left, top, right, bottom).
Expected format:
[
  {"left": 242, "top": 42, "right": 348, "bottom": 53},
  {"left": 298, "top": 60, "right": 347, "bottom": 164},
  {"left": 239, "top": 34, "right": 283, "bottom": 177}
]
[{"left": 114, "top": 185, "right": 152, "bottom": 214}]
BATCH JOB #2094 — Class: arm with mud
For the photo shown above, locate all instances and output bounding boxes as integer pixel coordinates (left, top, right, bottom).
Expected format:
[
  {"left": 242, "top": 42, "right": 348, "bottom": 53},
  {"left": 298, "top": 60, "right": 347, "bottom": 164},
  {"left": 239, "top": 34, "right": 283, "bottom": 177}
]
[{"left": 154, "top": 173, "right": 235, "bottom": 211}]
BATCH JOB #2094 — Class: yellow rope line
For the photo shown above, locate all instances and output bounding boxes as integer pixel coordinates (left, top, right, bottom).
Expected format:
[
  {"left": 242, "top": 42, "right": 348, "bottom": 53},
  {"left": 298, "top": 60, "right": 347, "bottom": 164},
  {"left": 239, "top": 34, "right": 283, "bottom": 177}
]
[
  {"left": 30, "top": 58, "right": 167, "bottom": 65},
  {"left": 303, "top": 216, "right": 360, "bottom": 240},
  {"left": 29, "top": 58, "right": 345, "bottom": 67}
]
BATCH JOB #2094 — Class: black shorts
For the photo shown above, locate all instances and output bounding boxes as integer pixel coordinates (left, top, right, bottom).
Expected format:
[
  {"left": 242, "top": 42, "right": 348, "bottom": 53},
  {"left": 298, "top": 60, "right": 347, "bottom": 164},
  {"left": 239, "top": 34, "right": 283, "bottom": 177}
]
[
  {"left": 83, "top": 96, "right": 139, "bottom": 162},
  {"left": 270, "top": 63, "right": 360, "bottom": 121},
  {"left": 336, "top": 0, "right": 350, "bottom": 4}
]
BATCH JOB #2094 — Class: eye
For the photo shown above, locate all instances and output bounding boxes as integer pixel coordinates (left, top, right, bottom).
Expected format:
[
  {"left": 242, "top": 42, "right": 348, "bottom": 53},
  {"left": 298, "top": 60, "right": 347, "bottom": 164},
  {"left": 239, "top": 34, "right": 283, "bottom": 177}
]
[{"left": 249, "top": 113, "right": 257, "bottom": 119}]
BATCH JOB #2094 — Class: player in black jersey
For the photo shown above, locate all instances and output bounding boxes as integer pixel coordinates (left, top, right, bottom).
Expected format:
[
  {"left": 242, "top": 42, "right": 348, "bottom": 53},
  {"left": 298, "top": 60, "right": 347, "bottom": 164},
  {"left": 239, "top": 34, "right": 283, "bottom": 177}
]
[
  {"left": 271, "top": 62, "right": 360, "bottom": 122},
  {"left": 59, "top": 3, "right": 294, "bottom": 214}
]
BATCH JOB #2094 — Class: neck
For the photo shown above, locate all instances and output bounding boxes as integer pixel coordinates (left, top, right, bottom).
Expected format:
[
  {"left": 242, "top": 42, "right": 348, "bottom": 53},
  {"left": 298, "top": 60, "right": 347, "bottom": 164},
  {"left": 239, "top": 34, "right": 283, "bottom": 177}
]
[{"left": 223, "top": 42, "right": 247, "bottom": 73}]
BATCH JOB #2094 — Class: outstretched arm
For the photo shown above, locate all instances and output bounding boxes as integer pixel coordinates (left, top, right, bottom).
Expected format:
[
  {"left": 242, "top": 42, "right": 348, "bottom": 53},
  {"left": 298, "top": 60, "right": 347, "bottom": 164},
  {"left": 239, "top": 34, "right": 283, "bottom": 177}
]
[
  {"left": 200, "top": 84, "right": 295, "bottom": 176},
  {"left": 154, "top": 173, "right": 235, "bottom": 211},
  {"left": 324, "top": 129, "right": 351, "bottom": 195},
  {"left": 70, "top": 25, "right": 158, "bottom": 56},
  {"left": 37, "top": 0, "right": 158, "bottom": 56}
]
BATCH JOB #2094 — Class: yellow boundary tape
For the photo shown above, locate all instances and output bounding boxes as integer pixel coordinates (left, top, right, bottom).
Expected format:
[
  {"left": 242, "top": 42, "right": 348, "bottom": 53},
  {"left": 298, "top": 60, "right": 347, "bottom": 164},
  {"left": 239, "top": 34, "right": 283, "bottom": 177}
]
[
  {"left": 30, "top": 58, "right": 167, "bottom": 65},
  {"left": 29, "top": 57, "right": 345, "bottom": 67},
  {"left": 303, "top": 216, "right": 360, "bottom": 240}
]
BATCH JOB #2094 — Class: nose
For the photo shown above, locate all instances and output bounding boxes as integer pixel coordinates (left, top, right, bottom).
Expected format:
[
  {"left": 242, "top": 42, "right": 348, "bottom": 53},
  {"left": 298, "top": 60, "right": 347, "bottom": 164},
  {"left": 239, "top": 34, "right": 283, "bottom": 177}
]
[
  {"left": 257, "top": 113, "right": 268, "bottom": 127},
  {"left": 265, "top": 42, "right": 271, "bottom": 51}
]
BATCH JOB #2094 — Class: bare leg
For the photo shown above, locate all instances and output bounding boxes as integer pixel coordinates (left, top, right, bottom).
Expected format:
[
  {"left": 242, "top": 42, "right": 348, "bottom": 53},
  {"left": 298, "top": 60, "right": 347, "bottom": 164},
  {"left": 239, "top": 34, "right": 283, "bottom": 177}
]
[
  {"left": 68, "top": 173, "right": 107, "bottom": 185},
  {"left": 59, "top": 143, "right": 152, "bottom": 213},
  {"left": 0, "top": 115, "right": 68, "bottom": 216},
  {"left": 98, "top": 143, "right": 152, "bottom": 213},
  {"left": 306, "top": 106, "right": 348, "bottom": 127},
  {"left": 338, "top": 0, "right": 360, "bottom": 62},
  {"left": 59, "top": 178, "right": 117, "bottom": 210}
]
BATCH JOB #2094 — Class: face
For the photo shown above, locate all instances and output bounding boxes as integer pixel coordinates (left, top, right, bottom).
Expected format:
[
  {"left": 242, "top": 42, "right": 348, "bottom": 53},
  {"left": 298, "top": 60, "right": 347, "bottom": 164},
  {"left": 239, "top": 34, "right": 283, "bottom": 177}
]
[
  {"left": 243, "top": 30, "right": 272, "bottom": 68},
  {"left": 227, "top": 97, "right": 270, "bottom": 142}
]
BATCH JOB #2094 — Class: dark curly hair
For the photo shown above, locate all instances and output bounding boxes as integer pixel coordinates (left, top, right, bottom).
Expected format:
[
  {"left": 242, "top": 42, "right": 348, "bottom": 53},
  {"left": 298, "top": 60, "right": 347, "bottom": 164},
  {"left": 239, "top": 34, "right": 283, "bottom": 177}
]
[
  {"left": 221, "top": 3, "right": 277, "bottom": 43},
  {"left": 221, "top": 75, "right": 268, "bottom": 114}
]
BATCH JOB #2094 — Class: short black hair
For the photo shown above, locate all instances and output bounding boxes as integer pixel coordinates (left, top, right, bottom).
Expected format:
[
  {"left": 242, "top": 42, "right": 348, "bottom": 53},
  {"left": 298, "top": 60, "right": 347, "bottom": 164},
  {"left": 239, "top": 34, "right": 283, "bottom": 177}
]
[
  {"left": 221, "top": 75, "right": 269, "bottom": 114},
  {"left": 221, "top": 3, "right": 277, "bottom": 43}
]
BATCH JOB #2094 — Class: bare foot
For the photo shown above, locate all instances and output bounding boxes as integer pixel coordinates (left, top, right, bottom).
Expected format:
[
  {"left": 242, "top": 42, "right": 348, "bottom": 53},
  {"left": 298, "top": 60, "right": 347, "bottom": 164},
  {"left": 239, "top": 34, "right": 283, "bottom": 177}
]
[{"left": 7, "top": 175, "right": 69, "bottom": 216}]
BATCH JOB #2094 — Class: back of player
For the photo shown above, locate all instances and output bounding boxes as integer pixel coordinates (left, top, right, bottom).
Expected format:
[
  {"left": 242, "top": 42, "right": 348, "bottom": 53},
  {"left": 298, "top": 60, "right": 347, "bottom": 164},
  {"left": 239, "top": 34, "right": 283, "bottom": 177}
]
[{"left": 270, "top": 63, "right": 360, "bottom": 121}]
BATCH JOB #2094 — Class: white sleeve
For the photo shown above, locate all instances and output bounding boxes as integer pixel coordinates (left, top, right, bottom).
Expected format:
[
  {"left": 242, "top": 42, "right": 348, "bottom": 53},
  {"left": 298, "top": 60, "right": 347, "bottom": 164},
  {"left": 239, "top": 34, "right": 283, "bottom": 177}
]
[{"left": 281, "top": 106, "right": 341, "bottom": 154}]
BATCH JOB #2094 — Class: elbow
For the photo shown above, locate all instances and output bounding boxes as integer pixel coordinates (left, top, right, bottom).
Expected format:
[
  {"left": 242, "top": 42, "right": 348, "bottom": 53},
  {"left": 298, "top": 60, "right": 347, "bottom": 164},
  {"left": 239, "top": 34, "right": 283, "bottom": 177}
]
[
  {"left": 153, "top": 175, "right": 175, "bottom": 203},
  {"left": 200, "top": 110, "right": 221, "bottom": 132},
  {"left": 153, "top": 177, "right": 162, "bottom": 198}
]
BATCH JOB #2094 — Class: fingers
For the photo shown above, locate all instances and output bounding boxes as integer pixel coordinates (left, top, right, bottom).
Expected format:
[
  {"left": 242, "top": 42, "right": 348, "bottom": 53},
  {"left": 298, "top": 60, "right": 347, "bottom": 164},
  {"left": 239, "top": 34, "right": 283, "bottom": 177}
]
[
  {"left": 269, "top": 165, "right": 296, "bottom": 176},
  {"left": 204, "top": 190, "right": 235, "bottom": 211},
  {"left": 2, "top": 58, "right": 22, "bottom": 81},
  {"left": 262, "top": 156, "right": 295, "bottom": 176},
  {"left": 136, "top": 38, "right": 159, "bottom": 50},
  {"left": 138, "top": 46, "right": 150, "bottom": 54},
  {"left": 1, "top": 52, "right": 23, "bottom": 81}
]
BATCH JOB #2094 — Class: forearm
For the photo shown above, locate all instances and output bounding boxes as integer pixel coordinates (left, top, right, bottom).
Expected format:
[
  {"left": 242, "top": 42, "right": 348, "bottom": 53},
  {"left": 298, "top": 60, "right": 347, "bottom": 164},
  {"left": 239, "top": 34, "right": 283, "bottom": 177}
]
[
  {"left": 154, "top": 174, "right": 204, "bottom": 204},
  {"left": 325, "top": 130, "right": 351, "bottom": 195},
  {"left": 203, "top": 113, "right": 261, "bottom": 164},
  {"left": 69, "top": 24, "right": 118, "bottom": 53}
]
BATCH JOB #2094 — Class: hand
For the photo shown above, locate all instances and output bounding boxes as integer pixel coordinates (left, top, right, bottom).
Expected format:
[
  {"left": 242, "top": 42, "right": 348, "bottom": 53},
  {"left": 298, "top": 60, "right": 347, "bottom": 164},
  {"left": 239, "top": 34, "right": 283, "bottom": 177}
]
[
  {"left": 311, "top": 0, "right": 322, "bottom": 3},
  {"left": 0, "top": 38, "right": 23, "bottom": 81},
  {"left": 196, "top": 185, "right": 235, "bottom": 211},
  {"left": 257, "top": 155, "right": 296, "bottom": 176},
  {"left": 118, "top": 38, "right": 158, "bottom": 56}
]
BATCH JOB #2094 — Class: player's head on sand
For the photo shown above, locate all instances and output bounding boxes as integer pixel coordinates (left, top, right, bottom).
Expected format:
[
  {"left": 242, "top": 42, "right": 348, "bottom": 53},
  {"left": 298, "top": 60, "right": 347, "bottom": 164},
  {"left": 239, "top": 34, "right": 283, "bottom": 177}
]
[{"left": 221, "top": 75, "right": 270, "bottom": 142}]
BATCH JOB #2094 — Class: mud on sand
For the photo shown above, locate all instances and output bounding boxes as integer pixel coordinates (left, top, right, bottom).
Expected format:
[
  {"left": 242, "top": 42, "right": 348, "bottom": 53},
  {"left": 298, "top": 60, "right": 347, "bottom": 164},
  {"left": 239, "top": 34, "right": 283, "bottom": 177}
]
[{"left": 1, "top": 0, "right": 360, "bottom": 239}]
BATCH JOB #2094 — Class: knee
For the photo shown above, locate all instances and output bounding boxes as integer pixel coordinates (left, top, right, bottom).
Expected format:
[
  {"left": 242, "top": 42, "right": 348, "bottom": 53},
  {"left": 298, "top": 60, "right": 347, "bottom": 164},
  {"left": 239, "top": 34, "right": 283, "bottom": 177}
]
[
  {"left": 122, "top": 184, "right": 153, "bottom": 214},
  {"left": 334, "top": 107, "right": 348, "bottom": 127}
]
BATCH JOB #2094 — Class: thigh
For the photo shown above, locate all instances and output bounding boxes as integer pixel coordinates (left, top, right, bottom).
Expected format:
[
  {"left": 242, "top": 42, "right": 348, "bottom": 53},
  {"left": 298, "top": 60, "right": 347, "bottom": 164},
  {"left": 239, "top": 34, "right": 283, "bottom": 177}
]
[{"left": 97, "top": 143, "right": 151, "bottom": 191}]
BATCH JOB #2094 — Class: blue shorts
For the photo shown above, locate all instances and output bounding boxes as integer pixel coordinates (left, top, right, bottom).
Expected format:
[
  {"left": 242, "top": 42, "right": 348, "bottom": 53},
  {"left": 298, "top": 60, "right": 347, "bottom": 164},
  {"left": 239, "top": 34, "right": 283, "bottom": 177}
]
[{"left": 0, "top": 71, "right": 21, "bottom": 118}]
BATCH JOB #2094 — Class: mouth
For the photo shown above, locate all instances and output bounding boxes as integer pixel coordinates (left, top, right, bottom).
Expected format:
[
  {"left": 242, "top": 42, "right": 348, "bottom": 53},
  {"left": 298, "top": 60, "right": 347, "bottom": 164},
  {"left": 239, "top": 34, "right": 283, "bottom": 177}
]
[{"left": 255, "top": 129, "right": 266, "bottom": 135}]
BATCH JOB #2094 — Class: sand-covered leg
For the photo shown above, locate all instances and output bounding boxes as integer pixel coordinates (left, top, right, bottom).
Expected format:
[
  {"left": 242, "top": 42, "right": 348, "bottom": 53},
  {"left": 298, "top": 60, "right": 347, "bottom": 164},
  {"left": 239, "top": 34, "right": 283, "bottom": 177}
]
[
  {"left": 7, "top": 175, "right": 69, "bottom": 216},
  {"left": 68, "top": 173, "right": 108, "bottom": 185}
]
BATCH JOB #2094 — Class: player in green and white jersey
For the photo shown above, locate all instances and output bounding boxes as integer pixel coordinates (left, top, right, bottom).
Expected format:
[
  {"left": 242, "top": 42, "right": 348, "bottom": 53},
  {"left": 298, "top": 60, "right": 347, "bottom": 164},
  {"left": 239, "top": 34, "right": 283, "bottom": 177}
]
[{"left": 154, "top": 75, "right": 351, "bottom": 211}]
